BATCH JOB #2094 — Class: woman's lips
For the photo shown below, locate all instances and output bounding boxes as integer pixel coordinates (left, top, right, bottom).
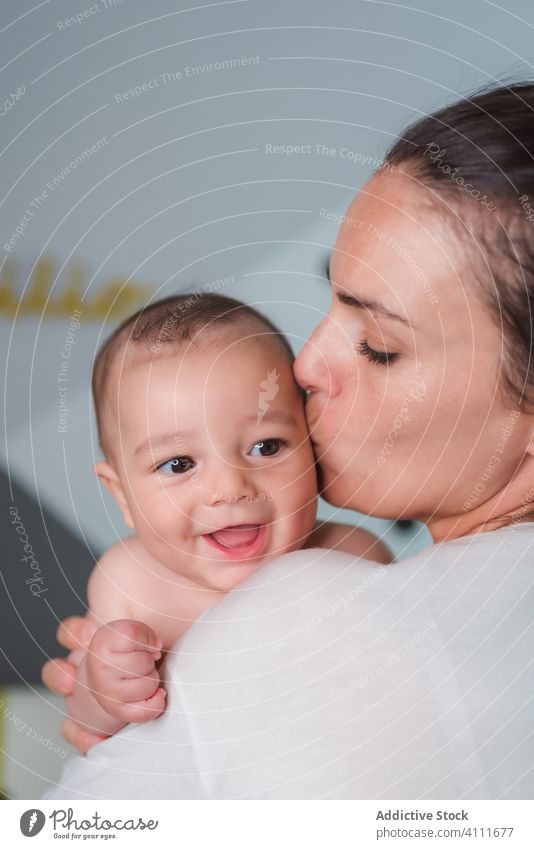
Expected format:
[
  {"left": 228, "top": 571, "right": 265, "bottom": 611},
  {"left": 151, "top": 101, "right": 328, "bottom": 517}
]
[{"left": 203, "top": 523, "right": 268, "bottom": 559}]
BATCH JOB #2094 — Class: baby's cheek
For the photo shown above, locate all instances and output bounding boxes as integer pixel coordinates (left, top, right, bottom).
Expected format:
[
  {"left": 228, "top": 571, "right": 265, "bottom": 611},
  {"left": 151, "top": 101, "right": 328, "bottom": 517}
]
[
  {"left": 298, "top": 455, "right": 320, "bottom": 499},
  {"left": 134, "top": 505, "right": 180, "bottom": 552},
  {"left": 283, "top": 482, "right": 318, "bottom": 537}
]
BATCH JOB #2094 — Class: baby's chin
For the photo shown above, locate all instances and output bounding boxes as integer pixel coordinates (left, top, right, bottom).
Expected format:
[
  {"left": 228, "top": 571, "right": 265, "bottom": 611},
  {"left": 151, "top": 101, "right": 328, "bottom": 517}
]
[
  {"left": 195, "top": 553, "right": 273, "bottom": 592},
  {"left": 159, "top": 529, "right": 312, "bottom": 591},
  {"left": 195, "top": 538, "right": 305, "bottom": 592}
]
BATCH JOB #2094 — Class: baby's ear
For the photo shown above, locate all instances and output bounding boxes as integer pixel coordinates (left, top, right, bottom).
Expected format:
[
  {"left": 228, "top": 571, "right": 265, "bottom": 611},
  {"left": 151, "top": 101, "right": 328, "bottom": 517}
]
[{"left": 94, "top": 461, "right": 134, "bottom": 529}]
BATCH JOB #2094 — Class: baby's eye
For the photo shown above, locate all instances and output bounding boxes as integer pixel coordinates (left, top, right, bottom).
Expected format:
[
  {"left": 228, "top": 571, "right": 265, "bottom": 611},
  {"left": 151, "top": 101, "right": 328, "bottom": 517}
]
[
  {"left": 157, "top": 456, "right": 196, "bottom": 475},
  {"left": 249, "top": 438, "right": 288, "bottom": 457}
]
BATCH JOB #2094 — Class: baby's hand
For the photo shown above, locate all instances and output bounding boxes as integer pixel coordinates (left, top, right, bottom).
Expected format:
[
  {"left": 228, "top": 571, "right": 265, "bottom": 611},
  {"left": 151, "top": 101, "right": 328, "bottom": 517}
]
[{"left": 86, "top": 619, "right": 166, "bottom": 724}]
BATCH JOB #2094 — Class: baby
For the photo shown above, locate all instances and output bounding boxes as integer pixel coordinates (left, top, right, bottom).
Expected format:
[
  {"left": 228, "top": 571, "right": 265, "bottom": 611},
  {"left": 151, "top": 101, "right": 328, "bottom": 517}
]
[{"left": 67, "top": 292, "right": 391, "bottom": 738}]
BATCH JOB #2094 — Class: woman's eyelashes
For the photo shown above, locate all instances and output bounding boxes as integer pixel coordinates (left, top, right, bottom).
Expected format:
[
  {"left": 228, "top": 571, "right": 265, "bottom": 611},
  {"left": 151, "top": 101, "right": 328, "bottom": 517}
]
[
  {"left": 156, "top": 438, "right": 289, "bottom": 474},
  {"left": 357, "top": 338, "right": 400, "bottom": 366}
]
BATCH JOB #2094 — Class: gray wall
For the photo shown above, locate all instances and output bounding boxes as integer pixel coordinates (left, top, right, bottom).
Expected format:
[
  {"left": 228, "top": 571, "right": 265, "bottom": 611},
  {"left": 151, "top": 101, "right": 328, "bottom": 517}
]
[{"left": 2, "top": 0, "right": 534, "bottom": 681}]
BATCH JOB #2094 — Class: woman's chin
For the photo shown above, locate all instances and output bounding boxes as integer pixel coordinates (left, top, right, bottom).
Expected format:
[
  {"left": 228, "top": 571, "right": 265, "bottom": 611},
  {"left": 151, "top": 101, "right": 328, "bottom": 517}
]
[
  {"left": 316, "top": 460, "right": 381, "bottom": 514},
  {"left": 316, "top": 461, "right": 345, "bottom": 503}
]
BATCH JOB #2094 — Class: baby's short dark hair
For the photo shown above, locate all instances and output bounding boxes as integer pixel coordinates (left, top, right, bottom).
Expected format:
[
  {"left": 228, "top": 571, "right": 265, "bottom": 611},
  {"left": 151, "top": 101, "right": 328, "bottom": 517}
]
[{"left": 92, "top": 291, "right": 298, "bottom": 460}]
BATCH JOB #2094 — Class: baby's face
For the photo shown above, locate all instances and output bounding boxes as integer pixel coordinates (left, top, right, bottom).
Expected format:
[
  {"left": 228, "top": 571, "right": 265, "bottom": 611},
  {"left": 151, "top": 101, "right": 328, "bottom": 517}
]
[{"left": 107, "top": 336, "right": 318, "bottom": 591}]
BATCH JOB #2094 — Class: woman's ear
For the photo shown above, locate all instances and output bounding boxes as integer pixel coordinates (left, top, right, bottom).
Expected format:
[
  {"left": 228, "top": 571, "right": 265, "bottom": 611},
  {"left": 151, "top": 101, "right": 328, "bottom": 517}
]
[{"left": 94, "top": 461, "right": 134, "bottom": 529}]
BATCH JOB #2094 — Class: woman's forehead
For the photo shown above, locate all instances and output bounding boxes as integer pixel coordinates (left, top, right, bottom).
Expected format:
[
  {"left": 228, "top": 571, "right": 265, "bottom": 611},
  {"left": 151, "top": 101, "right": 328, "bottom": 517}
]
[{"left": 330, "top": 174, "right": 473, "bottom": 322}]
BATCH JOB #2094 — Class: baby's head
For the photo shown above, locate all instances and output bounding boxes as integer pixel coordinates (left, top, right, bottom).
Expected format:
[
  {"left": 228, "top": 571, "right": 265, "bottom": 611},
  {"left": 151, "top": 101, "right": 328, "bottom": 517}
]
[{"left": 92, "top": 292, "right": 318, "bottom": 591}]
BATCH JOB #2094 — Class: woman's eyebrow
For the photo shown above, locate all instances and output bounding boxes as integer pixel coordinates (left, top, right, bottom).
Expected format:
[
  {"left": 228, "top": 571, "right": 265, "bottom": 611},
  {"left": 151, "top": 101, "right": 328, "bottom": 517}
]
[{"left": 325, "top": 262, "right": 412, "bottom": 327}]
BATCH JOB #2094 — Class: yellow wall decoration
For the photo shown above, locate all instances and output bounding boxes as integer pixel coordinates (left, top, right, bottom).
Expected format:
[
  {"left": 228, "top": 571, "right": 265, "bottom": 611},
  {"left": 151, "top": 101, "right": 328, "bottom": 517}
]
[{"left": 0, "top": 258, "right": 152, "bottom": 320}]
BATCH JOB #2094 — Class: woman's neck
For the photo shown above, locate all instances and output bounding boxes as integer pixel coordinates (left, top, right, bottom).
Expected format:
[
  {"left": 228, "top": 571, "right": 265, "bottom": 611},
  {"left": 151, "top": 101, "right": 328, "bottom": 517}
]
[{"left": 427, "top": 452, "right": 534, "bottom": 543}]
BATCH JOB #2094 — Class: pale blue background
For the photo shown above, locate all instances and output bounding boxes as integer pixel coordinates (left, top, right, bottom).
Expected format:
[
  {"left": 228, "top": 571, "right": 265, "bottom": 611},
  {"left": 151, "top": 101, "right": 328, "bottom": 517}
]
[{"left": 1, "top": 0, "right": 533, "bottom": 796}]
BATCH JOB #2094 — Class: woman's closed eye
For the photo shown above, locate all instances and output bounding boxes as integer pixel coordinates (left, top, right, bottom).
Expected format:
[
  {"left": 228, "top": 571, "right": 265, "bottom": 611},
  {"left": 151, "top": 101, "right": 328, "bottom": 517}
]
[
  {"left": 357, "top": 338, "right": 400, "bottom": 366},
  {"left": 157, "top": 456, "right": 196, "bottom": 475},
  {"left": 248, "top": 438, "right": 288, "bottom": 457}
]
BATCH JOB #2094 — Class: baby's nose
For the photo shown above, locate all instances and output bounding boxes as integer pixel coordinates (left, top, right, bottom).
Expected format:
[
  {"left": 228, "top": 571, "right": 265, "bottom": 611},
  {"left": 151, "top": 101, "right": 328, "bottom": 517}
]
[{"left": 204, "top": 462, "right": 257, "bottom": 505}]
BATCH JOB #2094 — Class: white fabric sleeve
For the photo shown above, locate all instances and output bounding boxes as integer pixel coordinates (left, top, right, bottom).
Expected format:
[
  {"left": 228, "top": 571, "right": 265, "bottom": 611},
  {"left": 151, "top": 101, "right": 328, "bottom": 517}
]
[{"left": 43, "top": 527, "right": 534, "bottom": 799}]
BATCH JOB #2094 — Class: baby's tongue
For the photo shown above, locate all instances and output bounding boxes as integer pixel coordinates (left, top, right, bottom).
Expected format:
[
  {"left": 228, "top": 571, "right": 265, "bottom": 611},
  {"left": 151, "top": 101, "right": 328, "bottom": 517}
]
[{"left": 211, "top": 524, "right": 260, "bottom": 547}]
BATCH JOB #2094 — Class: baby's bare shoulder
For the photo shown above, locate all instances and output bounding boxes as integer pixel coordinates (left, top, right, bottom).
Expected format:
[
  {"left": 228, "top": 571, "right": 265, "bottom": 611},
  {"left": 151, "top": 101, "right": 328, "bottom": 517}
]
[
  {"left": 306, "top": 521, "right": 393, "bottom": 564},
  {"left": 90, "top": 535, "right": 148, "bottom": 578},
  {"left": 87, "top": 536, "right": 152, "bottom": 622}
]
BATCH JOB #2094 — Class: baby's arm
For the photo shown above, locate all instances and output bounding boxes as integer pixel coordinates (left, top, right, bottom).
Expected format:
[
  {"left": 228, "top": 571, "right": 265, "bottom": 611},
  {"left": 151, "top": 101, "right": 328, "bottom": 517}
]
[
  {"left": 305, "top": 521, "right": 393, "bottom": 564},
  {"left": 66, "top": 541, "right": 166, "bottom": 737}
]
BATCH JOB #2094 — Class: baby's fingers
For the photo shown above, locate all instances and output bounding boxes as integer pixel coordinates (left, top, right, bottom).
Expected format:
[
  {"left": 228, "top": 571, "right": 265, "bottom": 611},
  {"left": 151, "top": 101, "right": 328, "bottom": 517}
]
[
  {"left": 67, "top": 647, "right": 86, "bottom": 667},
  {"left": 105, "top": 687, "right": 167, "bottom": 725},
  {"left": 100, "top": 620, "right": 163, "bottom": 656},
  {"left": 107, "top": 648, "right": 158, "bottom": 678},
  {"left": 95, "top": 662, "right": 161, "bottom": 709},
  {"left": 113, "top": 667, "right": 161, "bottom": 703},
  {"left": 123, "top": 688, "right": 167, "bottom": 724},
  {"left": 57, "top": 617, "right": 96, "bottom": 652},
  {"left": 41, "top": 658, "right": 77, "bottom": 696}
]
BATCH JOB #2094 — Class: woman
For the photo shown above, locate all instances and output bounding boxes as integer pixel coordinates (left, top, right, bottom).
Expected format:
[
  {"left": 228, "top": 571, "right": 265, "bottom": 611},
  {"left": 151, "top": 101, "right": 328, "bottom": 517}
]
[{"left": 43, "top": 81, "right": 534, "bottom": 798}]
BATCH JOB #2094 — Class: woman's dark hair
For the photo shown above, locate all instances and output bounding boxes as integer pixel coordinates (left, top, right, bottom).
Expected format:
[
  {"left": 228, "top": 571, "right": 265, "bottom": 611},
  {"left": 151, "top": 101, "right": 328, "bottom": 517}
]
[{"left": 383, "top": 81, "right": 534, "bottom": 408}]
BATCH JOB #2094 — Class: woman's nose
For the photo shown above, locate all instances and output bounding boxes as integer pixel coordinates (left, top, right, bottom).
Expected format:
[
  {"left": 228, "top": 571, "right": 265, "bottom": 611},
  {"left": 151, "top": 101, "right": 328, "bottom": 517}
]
[{"left": 294, "top": 318, "right": 340, "bottom": 397}]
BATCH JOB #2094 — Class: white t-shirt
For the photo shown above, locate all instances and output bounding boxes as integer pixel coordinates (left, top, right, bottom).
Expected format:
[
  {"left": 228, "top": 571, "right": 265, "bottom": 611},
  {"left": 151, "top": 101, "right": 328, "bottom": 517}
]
[{"left": 44, "top": 523, "right": 534, "bottom": 799}]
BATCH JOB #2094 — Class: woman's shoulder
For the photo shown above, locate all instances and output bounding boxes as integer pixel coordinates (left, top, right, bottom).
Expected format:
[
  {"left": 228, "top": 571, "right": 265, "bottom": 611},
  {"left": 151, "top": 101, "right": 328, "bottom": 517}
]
[
  {"left": 431, "top": 520, "right": 534, "bottom": 558},
  {"left": 171, "top": 545, "right": 393, "bottom": 652},
  {"left": 305, "top": 520, "right": 393, "bottom": 564},
  {"left": 196, "top": 522, "right": 534, "bottom": 623},
  {"left": 163, "top": 523, "right": 534, "bottom": 685}
]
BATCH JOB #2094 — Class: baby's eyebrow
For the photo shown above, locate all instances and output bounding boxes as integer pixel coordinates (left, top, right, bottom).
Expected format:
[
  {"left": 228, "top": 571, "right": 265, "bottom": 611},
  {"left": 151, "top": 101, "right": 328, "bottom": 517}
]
[
  {"left": 134, "top": 410, "right": 298, "bottom": 457},
  {"left": 134, "top": 430, "right": 194, "bottom": 457},
  {"left": 241, "top": 410, "right": 298, "bottom": 427}
]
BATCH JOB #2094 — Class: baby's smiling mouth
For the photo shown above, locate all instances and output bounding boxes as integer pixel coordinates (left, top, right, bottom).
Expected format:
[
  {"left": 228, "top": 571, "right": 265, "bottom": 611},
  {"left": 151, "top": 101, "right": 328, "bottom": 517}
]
[
  {"left": 202, "top": 523, "right": 268, "bottom": 558},
  {"left": 209, "top": 524, "right": 262, "bottom": 548}
]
